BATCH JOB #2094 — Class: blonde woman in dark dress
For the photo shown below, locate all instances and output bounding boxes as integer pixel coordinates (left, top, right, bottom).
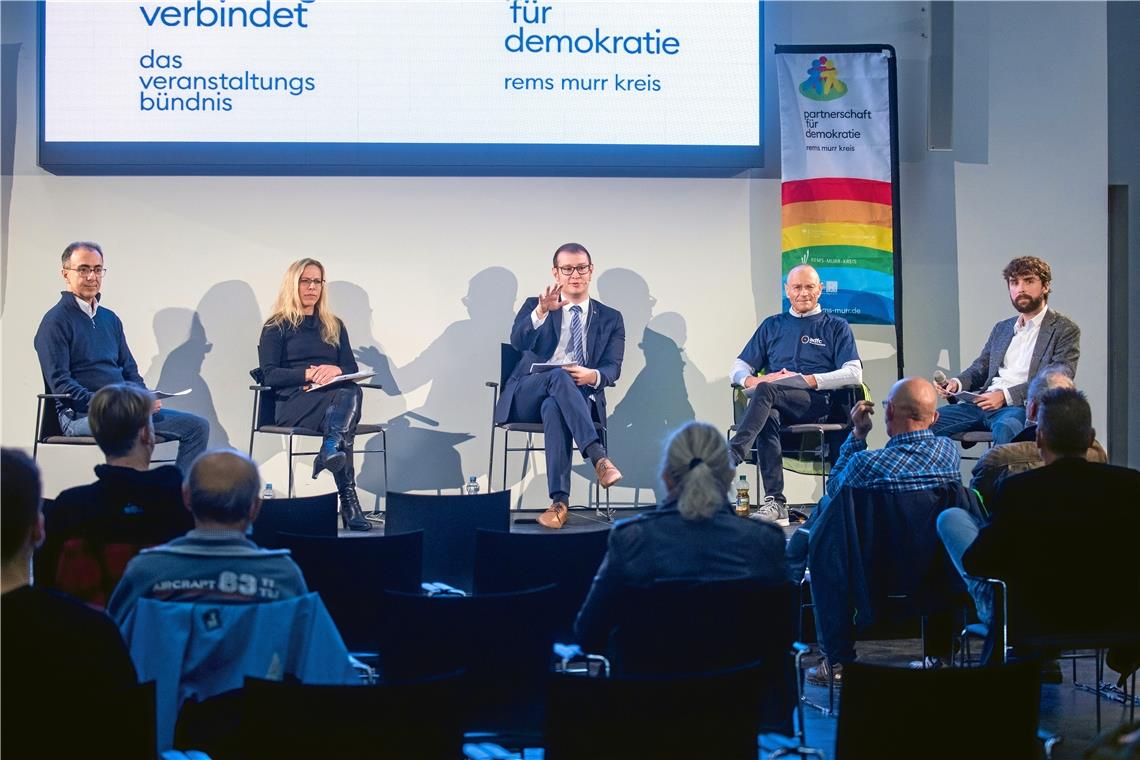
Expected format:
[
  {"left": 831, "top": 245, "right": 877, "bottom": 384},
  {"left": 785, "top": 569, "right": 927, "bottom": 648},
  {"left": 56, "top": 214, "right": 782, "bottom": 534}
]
[{"left": 258, "top": 258, "right": 370, "bottom": 531}]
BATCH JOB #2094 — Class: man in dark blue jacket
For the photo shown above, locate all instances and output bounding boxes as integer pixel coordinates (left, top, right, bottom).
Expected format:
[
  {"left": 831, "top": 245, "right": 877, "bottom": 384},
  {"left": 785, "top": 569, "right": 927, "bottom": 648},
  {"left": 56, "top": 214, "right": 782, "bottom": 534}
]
[
  {"left": 34, "top": 241, "right": 208, "bottom": 473},
  {"left": 493, "top": 243, "right": 625, "bottom": 528}
]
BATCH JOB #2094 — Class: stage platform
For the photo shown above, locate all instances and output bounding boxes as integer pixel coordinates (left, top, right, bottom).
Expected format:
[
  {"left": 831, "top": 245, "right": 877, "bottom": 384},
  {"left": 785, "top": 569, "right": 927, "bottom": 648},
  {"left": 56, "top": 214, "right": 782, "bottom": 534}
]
[{"left": 346, "top": 502, "right": 816, "bottom": 537}]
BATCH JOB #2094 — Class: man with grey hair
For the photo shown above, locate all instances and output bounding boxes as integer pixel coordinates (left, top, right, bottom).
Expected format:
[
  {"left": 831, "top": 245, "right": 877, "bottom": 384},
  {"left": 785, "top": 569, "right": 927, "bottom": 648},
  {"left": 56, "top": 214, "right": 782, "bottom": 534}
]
[
  {"left": 969, "top": 365, "right": 1106, "bottom": 506},
  {"left": 728, "top": 264, "right": 862, "bottom": 526},
  {"left": 34, "top": 241, "right": 209, "bottom": 474},
  {"left": 106, "top": 450, "right": 307, "bottom": 625}
]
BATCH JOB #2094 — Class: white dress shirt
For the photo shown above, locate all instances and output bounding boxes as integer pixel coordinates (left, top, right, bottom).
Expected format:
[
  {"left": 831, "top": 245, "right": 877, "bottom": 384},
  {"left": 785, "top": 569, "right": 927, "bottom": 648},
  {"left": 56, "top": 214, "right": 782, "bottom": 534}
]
[
  {"left": 531, "top": 297, "right": 601, "bottom": 388},
  {"left": 987, "top": 305, "right": 1048, "bottom": 404},
  {"left": 74, "top": 295, "right": 98, "bottom": 318}
]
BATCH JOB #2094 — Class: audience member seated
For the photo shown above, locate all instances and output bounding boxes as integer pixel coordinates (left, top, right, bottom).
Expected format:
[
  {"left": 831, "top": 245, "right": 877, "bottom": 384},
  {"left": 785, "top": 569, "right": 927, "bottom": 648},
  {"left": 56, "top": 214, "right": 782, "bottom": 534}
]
[
  {"left": 574, "top": 421, "right": 788, "bottom": 652},
  {"left": 2, "top": 448, "right": 141, "bottom": 757},
  {"left": 938, "top": 387, "right": 1140, "bottom": 667},
  {"left": 800, "top": 378, "right": 967, "bottom": 686},
  {"left": 969, "top": 365, "right": 1106, "bottom": 507},
  {"left": 107, "top": 449, "right": 308, "bottom": 625},
  {"left": 787, "top": 377, "right": 961, "bottom": 584},
  {"left": 38, "top": 383, "right": 193, "bottom": 605}
]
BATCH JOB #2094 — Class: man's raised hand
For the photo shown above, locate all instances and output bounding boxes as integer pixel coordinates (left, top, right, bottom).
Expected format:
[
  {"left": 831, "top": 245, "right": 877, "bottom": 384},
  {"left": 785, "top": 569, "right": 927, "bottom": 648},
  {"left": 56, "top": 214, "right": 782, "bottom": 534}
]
[{"left": 537, "top": 284, "right": 564, "bottom": 316}]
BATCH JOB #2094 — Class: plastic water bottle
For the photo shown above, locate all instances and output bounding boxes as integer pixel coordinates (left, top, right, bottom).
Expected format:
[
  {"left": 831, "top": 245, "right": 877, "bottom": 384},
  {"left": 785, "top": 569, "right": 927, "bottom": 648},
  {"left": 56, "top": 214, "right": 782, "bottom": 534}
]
[
  {"left": 262, "top": 483, "right": 275, "bottom": 500},
  {"left": 735, "top": 475, "right": 750, "bottom": 516},
  {"left": 465, "top": 476, "right": 480, "bottom": 496}
]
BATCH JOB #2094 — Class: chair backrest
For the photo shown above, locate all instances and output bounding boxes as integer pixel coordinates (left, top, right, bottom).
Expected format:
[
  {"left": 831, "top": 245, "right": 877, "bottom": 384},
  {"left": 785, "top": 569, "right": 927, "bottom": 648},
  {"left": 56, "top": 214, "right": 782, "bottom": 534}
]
[
  {"left": 254, "top": 387, "right": 278, "bottom": 430},
  {"left": 239, "top": 673, "right": 465, "bottom": 760},
  {"left": 607, "top": 578, "right": 798, "bottom": 735},
  {"left": 836, "top": 660, "right": 1041, "bottom": 759},
  {"left": 500, "top": 342, "right": 523, "bottom": 388},
  {"left": 248, "top": 369, "right": 279, "bottom": 430},
  {"left": 251, "top": 493, "right": 339, "bottom": 547},
  {"left": 473, "top": 526, "right": 610, "bottom": 641},
  {"left": 118, "top": 593, "right": 358, "bottom": 752},
  {"left": 37, "top": 389, "right": 67, "bottom": 439},
  {"left": 48, "top": 538, "right": 153, "bottom": 609},
  {"left": 545, "top": 661, "right": 770, "bottom": 760},
  {"left": 807, "top": 484, "right": 975, "bottom": 660},
  {"left": 384, "top": 490, "right": 511, "bottom": 591},
  {"left": 378, "top": 584, "right": 558, "bottom": 734},
  {"left": 275, "top": 530, "right": 424, "bottom": 652}
]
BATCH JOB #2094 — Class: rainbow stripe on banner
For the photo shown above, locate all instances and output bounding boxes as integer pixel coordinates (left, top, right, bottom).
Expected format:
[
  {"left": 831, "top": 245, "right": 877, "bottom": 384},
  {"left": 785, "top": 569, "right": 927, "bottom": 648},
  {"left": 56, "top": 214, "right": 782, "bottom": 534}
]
[
  {"left": 780, "top": 177, "right": 895, "bottom": 325},
  {"left": 776, "top": 48, "right": 898, "bottom": 326}
]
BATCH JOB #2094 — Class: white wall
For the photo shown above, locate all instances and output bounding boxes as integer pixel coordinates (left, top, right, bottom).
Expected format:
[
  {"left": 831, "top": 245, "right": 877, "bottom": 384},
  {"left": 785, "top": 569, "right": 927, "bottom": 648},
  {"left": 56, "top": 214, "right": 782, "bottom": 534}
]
[{"left": 1, "top": 2, "right": 1112, "bottom": 504}]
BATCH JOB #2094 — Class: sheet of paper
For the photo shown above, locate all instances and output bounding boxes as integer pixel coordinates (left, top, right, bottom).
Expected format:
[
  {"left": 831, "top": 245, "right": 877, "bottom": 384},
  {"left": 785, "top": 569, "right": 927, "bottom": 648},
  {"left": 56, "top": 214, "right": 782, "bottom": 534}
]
[
  {"left": 529, "top": 362, "right": 573, "bottom": 374},
  {"left": 305, "top": 370, "right": 377, "bottom": 391}
]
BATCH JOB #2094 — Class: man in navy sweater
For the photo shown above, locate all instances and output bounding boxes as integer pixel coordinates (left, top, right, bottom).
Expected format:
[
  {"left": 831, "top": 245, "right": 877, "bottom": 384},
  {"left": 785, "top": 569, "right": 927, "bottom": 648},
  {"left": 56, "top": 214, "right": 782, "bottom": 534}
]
[
  {"left": 729, "top": 265, "right": 863, "bottom": 525},
  {"left": 34, "top": 242, "right": 208, "bottom": 474}
]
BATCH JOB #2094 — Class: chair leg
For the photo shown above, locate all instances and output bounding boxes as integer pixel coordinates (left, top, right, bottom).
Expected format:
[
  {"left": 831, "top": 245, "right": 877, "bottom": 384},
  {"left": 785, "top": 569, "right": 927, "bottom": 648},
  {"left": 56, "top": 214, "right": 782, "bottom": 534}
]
[
  {"left": 1095, "top": 649, "right": 1103, "bottom": 733},
  {"left": 501, "top": 430, "right": 509, "bottom": 493},
  {"left": 487, "top": 425, "right": 495, "bottom": 496},
  {"left": 287, "top": 435, "right": 295, "bottom": 498},
  {"left": 365, "top": 431, "right": 386, "bottom": 521}
]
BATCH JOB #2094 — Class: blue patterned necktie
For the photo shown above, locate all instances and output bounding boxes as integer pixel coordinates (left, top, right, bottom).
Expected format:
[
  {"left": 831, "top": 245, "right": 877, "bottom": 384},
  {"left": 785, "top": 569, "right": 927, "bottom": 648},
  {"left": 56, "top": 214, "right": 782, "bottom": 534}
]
[{"left": 568, "top": 305, "right": 584, "bottom": 364}]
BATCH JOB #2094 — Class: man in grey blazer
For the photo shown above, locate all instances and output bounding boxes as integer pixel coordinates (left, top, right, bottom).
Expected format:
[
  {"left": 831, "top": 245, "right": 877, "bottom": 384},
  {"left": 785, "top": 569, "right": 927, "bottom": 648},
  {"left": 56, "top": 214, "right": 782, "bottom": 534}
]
[{"left": 932, "top": 256, "right": 1080, "bottom": 444}]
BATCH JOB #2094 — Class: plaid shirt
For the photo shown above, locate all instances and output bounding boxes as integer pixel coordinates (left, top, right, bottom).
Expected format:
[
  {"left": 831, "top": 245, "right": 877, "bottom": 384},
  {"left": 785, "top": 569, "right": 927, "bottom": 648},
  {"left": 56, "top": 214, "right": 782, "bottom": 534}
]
[{"left": 825, "top": 429, "right": 961, "bottom": 499}]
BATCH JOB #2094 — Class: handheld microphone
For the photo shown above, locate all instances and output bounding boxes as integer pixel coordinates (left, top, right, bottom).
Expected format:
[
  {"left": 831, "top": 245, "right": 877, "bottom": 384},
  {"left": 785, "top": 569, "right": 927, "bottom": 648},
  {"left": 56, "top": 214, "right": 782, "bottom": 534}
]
[{"left": 933, "top": 370, "right": 948, "bottom": 387}]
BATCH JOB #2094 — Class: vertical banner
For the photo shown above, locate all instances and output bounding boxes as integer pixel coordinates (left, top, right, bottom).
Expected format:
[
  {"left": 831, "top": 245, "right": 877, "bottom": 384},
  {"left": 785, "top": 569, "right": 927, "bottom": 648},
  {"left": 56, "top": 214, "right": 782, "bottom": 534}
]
[{"left": 775, "top": 45, "right": 901, "bottom": 342}]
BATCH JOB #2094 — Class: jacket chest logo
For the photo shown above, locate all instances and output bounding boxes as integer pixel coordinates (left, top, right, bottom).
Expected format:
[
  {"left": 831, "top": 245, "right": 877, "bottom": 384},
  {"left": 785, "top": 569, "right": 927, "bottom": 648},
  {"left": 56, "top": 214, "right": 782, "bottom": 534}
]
[{"left": 801, "top": 335, "right": 826, "bottom": 347}]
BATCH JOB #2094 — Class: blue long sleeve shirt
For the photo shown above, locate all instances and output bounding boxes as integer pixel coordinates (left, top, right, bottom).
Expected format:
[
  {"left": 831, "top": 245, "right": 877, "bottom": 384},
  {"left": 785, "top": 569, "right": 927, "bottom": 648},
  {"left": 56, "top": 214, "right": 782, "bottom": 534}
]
[
  {"left": 34, "top": 292, "right": 144, "bottom": 414},
  {"left": 825, "top": 429, "right": 961, "bottom": 499}
]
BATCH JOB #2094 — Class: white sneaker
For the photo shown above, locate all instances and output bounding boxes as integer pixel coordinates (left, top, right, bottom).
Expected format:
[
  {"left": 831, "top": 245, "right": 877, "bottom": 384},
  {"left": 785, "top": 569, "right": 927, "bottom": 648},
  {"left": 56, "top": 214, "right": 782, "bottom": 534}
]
[{"left": 750, "top": 496, "right": 789, "bottom": 527}]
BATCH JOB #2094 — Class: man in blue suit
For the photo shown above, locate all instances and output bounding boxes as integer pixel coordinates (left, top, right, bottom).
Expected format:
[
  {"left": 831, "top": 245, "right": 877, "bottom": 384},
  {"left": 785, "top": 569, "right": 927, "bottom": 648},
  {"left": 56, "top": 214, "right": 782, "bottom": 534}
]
[
  {"left": 932, "top": 256, "right": 1080, "bottom": 444},
  {"left": 494, "top": 243, "right": 625, "bottom": 529}
]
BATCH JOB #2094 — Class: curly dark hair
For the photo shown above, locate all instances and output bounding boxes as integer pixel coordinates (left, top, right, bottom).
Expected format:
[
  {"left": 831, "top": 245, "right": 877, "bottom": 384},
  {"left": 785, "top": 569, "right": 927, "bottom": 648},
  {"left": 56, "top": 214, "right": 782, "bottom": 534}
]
[{"left": 1002, "top": 256, "right": 1052, "bottom": 300}]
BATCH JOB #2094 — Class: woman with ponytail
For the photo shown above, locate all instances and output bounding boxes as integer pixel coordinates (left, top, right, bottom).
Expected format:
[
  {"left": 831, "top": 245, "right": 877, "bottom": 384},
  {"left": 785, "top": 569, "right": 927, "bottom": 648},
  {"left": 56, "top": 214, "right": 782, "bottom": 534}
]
[{"left": 573, "top": 421, "right": 788, "bottom": 650}]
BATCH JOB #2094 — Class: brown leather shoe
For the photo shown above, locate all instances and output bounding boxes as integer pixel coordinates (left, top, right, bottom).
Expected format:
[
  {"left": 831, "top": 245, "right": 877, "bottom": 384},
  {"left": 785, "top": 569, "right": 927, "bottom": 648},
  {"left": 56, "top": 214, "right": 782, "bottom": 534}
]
[
  {"left": 537, "top": 501, "right": 569, "bottom": 529},
  {"left": 594, "top": 457, "right": 623, "bottom": 488}
]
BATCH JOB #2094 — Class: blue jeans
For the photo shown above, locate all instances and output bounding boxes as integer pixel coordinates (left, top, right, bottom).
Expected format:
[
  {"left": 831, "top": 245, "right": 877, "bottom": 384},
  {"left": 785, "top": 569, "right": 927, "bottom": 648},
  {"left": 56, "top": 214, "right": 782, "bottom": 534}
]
[
  {"left": 930, "top": 400, "right": 1026, "bottom": 444},
  {"left": 60, "top": 407, "right": 209, "bottom": 475},
  {"left": 935, "top": 507, "right": 993, "bottom": 630}
]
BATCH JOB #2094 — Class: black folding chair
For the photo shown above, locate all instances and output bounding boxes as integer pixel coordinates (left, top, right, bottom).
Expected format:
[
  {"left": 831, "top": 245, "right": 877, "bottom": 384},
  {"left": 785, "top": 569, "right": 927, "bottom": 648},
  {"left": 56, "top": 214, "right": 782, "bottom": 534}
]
[
  {"left": 34, "top": 387, "right": 172, "bottom": 463},
  {"left": 239, "top": 673, "right": 465, "bottom": 760},
  {"left": 379, "top": 584, "right": 559, "bottom": 738},
  {"left": 247, "top": 372, "right": 388, "bottom": 503},
  {"left": 727, "top": 383, "right": 865, "bottom": 498},
  {"left": 546, "top": 660, "right": 776, "bottom": 760},
  {"left": 250, "top": 493, "right": 338, "bottom": 548},
  {"left": 274, "top": 530, "right": 423, "bottom": 653},
  {"left": 384, "top": 490, "right": 510, "bottom": 592},
  {"left": 836, "top": 659, "right": 1041, "bottom": 759},
  {"left": 486, "top": 343, "right": 611, "bottom": 518},
  {"left": 473, "top": 526, "right": 610, "bottom": 641}
]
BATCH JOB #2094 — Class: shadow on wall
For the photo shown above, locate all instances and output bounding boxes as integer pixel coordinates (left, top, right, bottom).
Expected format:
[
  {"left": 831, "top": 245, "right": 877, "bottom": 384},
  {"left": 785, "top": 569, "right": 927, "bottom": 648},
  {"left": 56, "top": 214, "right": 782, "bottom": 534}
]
[
  {"left": 560, "top": 268, "right": 700, "bottom": 507},
  {"left": 333, "top": 267, "right": 516, "bottom": 498},
  {"left": 1, "top": 42, "right": 20, "bottom": 316},
  {"left": 147, "top": 281, "right": 263, "bottom": 451},
  {"left": 144, "top": 308, "right": 227, "bottom": 449},
  {"left": 330, "top": 279, "right": 404, "bottom": 502}
]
